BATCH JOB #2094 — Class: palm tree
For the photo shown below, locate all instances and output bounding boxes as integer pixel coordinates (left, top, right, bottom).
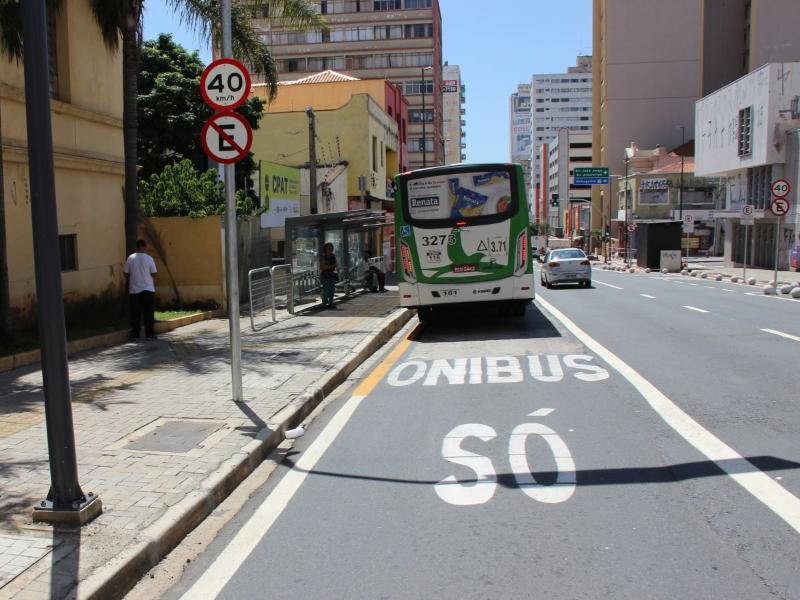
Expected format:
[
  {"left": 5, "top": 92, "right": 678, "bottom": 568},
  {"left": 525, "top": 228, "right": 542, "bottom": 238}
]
[
  {"left": 87, "top": 0, "right": 323, "bottom": 254},
  {"left": 0, "top": 0, "right": 62, "bottom": 335}
]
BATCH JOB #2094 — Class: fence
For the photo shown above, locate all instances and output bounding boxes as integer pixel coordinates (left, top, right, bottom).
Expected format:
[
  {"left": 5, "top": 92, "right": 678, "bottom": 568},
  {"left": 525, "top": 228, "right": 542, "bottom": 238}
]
[{"left": 248, "top": 264, "right": 294, "bottom": 331}]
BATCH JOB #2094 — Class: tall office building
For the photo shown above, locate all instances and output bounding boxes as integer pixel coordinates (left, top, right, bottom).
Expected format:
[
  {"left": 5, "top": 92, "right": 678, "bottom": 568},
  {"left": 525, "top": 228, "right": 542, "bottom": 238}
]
[
  {"left": 442, "top": 63, "right": 465, "bottom": 165},
  {"left": 591, "top": 0, "right": 800, "bottom": 234},
  {"left": 529, "top": 56, "right": 592, "bottom": 190},
  {"left": 249, "top": 0, "right": 443, "bottom": 170},
  {"left": 509, "top": 83, "right": 532, "bottom": 191}
]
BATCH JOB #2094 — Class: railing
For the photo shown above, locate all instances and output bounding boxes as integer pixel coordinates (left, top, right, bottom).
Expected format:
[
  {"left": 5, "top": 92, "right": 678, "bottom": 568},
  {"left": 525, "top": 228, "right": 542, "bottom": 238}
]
[
  {"left": 248, "top": 264, "right": 294, "bottom": 331},
  {"left": 293, "top": 268, "right": 321, "bottom": 301}
]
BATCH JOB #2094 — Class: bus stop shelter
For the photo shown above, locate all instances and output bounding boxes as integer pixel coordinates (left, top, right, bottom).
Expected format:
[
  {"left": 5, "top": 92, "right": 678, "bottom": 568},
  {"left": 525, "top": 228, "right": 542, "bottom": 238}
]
[{"left": 285, "top": 210, "right": 388, "bottom": 298}]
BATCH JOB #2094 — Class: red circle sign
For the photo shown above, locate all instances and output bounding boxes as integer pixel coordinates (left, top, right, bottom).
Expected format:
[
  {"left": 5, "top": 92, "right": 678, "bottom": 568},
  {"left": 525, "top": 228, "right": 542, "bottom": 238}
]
[
  {"left": 200, "top": 58, "right": 252, "bottom": 111},
  {"left": 201, "top": 112, "right": 253, "bottom": 164},
  {"left": 771, "top": 178, "right": 790, "bottom": 199},
  {"left": 769, "top": 197, "right": 790, "bottom": 217}
]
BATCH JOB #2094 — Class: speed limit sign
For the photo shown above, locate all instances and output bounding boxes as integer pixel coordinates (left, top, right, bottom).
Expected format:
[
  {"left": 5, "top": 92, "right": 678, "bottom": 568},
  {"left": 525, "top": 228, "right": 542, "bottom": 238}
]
[
  {"left": 200, "top": 58, "right": 251, "bottom": 111},
  {"left": 771, "top": 179, "right": 790, "bottom": 199}
]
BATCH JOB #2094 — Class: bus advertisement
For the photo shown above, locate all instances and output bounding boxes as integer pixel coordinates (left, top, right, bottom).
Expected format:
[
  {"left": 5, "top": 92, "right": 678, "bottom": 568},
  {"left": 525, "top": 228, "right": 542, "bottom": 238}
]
[{"left": 395, "top": 163, "right": 534, "bottom": 321}]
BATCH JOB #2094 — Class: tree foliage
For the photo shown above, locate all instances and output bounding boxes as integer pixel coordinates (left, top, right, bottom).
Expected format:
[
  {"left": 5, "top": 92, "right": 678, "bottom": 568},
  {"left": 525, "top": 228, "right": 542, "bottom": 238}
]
[
  {"left": 139, "top": 159, "right": 258, "bottom": 218},
  {"left": 137, "top": 33, "right": 264, "bottom": 188}
]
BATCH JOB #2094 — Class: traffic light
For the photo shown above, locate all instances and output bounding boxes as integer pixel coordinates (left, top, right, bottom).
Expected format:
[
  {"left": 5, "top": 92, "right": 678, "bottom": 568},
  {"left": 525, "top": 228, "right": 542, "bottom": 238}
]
[{"left": 550, "top": 194, "right": 559, "bottom": 207}]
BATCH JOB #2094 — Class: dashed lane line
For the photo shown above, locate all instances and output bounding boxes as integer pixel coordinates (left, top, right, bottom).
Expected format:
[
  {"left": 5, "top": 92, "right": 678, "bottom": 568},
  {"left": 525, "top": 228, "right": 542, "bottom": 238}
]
[
  {"left": 683, "top": 305, "right": 710, "bottom": 313},
  {"left": 593, "top": 280, "right": 624, "bottom": 290},
  {"left": 761, "top": 328, "right": 800, "bottom": 343},
  {"left": 536, "top": 295, "right": 800, "bottom": 536},
  {"left": 640, "top": 294, "right": 656, "bottom": 299}
]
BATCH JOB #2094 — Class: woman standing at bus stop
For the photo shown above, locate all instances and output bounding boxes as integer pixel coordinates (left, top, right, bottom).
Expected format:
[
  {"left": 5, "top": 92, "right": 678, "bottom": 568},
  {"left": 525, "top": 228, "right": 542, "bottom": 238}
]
[{"left": 320, "top": 242, "right": 338, "bottom": 309}]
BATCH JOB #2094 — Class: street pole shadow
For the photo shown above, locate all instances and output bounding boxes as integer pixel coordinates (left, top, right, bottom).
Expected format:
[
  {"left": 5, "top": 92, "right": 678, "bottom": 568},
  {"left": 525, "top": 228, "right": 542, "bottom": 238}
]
[{"left": 49, "top": 526, "right": 80, "bottom": 599}]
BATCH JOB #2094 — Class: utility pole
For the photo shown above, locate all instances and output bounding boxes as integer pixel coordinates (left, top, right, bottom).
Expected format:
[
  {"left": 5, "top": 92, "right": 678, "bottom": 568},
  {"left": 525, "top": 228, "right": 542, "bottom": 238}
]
[
  {"left": 221, "top": 0, "right": 243, "bottom": 403},
  {"left": 678, "top": 125, "right": 685, "bottom": 221},
  {"left": 22, "top": 0, "right": 101, "bottom": 524},
  {"left": 624, "top": 157, "right": 630, "bottom": 265},
  {"left": 307, "top": 108, "right": 317, "bottom": 214},
  {"left": 421, "top": 67, "right": 427, "bottom": 168}
]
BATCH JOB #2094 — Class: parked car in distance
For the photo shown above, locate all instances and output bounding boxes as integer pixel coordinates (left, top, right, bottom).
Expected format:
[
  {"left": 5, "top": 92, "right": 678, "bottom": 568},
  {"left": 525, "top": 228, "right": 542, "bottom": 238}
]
[{"left": 540, "top": 248, "right": 592, "bottom": 288}]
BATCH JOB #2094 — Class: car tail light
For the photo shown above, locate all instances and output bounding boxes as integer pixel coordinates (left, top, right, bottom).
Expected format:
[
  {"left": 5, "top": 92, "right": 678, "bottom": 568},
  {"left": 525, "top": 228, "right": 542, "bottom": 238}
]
[
  {"left": 548, "top": 262, "right": 560, "bottom": 268},
  {"left": 515, "top": 231, "right": 528, "bottom": 274},
  {"left": 580, "top": 260, "right": 590, "bottom": 266},
  {"left": 400, "top": 240, "right": 416, "bottom": 283}
]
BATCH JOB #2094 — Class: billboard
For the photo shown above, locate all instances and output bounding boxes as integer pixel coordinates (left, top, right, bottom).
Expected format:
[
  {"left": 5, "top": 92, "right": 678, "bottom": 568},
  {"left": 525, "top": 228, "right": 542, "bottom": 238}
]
[{"left": 259, "top": 160, "right": 301, "bottom": 228}]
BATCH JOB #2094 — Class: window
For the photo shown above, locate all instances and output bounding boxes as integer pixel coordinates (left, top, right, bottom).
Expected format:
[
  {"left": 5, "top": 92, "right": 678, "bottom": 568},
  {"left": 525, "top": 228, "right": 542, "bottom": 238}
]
[
  {"left": 375, "top": 25, "right": 403, "bottom": 39},
  {"left": 404, "top": 23, "right": 433, "bottom": 38},
  {"left": 738, "top": 106, "right": 752, "bottom": 157},
  {"left": 59, "top": 234, "right": 77, "bottom": 271},
  {"left": 374, "top": 0, "right": 401, "bottom": 10},
  {"left": 372, "top": 136, "right": 378, "bottom": 171},
  {"left": 413, "top": 137, "right": 433, "bottom": 152},
  {"left": 409, "top": 109, "right": 434, "bottom": 123},
  {"left": 380, "top": 141, "right": 384, "bottom": 166},
  {"left": 282, "top": 58, "right": 304, "bottom": 72},
  {"left": 404, "top": 0, "right": 432, "bottom": 7}
]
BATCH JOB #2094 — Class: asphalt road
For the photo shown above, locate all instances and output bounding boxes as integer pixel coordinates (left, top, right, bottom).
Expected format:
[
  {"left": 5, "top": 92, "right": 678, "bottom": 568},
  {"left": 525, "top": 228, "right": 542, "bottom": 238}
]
[{"left": 160, "top": 269, "right": 800, "bottom": 600}]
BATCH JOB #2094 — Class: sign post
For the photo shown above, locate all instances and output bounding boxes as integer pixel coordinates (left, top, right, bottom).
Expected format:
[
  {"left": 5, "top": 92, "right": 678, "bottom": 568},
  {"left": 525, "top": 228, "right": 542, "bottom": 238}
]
[
  {"left": 741, "top": 204, "right": 754, "bottom": 281},
  {"left": 199, "top": 1, "right": 253, "bottom": 404},
  {"left": 682, "top": 213, "right": 694, "bottom": 266},
  {"left": 769, "top": 194, "right": 791, "bottom": 289}
]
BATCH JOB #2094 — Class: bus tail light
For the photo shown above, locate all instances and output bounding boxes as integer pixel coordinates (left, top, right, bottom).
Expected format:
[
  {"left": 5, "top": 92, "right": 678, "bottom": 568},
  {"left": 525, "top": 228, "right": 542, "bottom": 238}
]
[
  {"left": 400, "top": 240, "right": 416, "bottom": 283},
  {"left": 515, "top": 231, "right": 528, "bottom": 274}
]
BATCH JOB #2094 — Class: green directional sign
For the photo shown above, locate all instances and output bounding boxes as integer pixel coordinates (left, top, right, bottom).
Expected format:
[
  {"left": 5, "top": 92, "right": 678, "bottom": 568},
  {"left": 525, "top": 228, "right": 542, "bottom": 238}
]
[{"left": 574, "top": 167, "right": 609, "bottom": 178}]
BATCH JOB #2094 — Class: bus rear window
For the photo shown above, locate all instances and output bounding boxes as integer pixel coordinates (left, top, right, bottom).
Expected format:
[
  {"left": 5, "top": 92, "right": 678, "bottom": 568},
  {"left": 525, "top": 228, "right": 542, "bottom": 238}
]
[{"left": 406, "top": 170, "right": 514, "bottom": 222}]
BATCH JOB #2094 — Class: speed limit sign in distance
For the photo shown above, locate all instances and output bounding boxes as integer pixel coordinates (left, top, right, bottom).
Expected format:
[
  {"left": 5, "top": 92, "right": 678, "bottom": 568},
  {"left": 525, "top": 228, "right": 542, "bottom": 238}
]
[{"left": 200, "top": 58, "right": 251, "bottom": 111}]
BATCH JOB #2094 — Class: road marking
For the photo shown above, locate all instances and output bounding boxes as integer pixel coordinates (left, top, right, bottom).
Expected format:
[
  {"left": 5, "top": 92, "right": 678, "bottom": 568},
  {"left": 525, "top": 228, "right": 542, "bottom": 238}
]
[
  {"left": 746, "top": 292, "right": 800, "bottom": 303},
  {"left": 536, "top": 295, "right": 800, "bottom": 535},
  {"left": 688, "top": 283, "right": 698, "bottom": 286},
  {"left": 722, "top": 289, "right": 735, "bottom": 292},
  {"left": 683, "top": 305, "right": 709, "bottom": 313},
  {"left": 640, "top": 294, "right": 656, "bottom": 299},
  {"left": 761, "top": 328, "right": 800, "bottom": 343},
  {"left": 593, "top": 280, "right": 623, "bottom": 290},
  {"left": 179, "top": 327, "right": 415, "bottom": 600}
]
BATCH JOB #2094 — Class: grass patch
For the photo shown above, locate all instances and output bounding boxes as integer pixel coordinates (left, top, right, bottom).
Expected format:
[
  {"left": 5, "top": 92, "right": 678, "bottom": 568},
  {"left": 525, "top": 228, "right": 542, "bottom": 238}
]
[{"left": 155, "top": 310, "right": 202, "bottom": 322}]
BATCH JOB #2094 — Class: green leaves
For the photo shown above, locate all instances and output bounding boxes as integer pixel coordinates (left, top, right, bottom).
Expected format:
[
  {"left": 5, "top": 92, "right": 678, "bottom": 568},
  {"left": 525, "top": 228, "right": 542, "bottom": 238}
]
[{"left": 139, "top": 160, "right": 223, "bottom": 218}]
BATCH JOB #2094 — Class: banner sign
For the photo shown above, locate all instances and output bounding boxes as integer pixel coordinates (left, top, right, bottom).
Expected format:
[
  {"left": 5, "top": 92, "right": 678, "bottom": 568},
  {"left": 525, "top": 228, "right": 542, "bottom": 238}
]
[{"left": 259, "top": 161, "right": 301, "bottom": 228}]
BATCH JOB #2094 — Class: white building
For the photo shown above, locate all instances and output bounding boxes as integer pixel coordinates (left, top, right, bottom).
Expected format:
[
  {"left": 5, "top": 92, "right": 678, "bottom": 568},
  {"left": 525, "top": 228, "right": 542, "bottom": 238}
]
[
  {"left": 509, "top": 83, "right": 532, "bottom": 191},
  {"left": 530, "top": 56, "right": 592, "bottom": 192},
  {"left": 442, "top": 63, "right": 465, "bottom": 165},
  {"left": 695, "top": 62, "right": 800, "bottom": 270},
  {"left": 546, "top": 130, "right": 593, "bottom": 238}
]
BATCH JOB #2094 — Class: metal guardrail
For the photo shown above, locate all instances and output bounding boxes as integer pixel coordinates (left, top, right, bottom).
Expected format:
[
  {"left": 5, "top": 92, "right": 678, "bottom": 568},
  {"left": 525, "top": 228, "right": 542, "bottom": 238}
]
[
  {"left": 248, "top": 265, "right": 295, "bottom": 331},
  {"left": 293, "top": 269, "right": 321, "bottom": 300}
]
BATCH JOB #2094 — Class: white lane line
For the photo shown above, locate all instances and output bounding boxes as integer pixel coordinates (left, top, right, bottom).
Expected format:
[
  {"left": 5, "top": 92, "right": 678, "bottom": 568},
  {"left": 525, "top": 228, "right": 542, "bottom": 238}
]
[
  {"left": 683, "top": 305, "right": 709, "bottom": 313},
  {"left": 180, "top": 394, "right": 368, "bottom": 599},
  {"left": 688, "top": 283, "right": 698, "bottom": 286},
  {"left": 746, "top": 292, "right": 800, "bottom": 303},
  {"left": 594, "top": 280, "right": 624, "bottom": 290},
  {"left": 536, "top": 295, "right": 800, "bottom": 535},
  {"left": 761, "top": 328, "right": 800, "bottom": 343},
  {"left": 640, "top": 294, "right": 656, "bottom": 299},
  {"left": 722, "top": 289, "right": 735, "bottom": 292}
]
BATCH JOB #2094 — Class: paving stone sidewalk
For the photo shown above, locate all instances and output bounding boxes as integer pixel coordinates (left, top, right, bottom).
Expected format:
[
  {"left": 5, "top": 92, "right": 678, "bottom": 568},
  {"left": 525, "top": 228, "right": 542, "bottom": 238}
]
[{"left": 0, "top": 289, "right": 410, "bottom": 599}]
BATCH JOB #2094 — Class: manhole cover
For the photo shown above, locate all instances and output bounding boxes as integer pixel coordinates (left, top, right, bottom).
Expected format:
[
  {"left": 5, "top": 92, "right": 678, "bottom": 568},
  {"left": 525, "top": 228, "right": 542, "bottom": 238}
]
[{"left": 124, "top": 419, "right": 223, "bottom": 453}]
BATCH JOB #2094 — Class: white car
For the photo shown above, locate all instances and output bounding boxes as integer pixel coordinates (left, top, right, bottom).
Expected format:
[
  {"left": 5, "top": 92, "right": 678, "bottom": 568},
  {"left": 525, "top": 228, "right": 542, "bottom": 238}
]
[{"left": 540, "top": 248, "right": 592, "bottom": 288}]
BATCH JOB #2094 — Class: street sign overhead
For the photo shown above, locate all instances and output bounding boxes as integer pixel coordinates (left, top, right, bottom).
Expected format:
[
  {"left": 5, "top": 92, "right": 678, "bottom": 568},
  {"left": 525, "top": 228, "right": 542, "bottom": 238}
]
[
  {"left": 770, "top": 178, "right": 790, "bottom": 199},
  {"left": 573, "top": 167, "right": 609, "bottom": 186},
  {"left": 200, "top": 58, "right": 251, "bottom": 111},
  {"left": 201, "top": 111, "right": 253, "bottom": 164},
  {"left": 769, "top": 197, "right": 790, "bottom": 217}
]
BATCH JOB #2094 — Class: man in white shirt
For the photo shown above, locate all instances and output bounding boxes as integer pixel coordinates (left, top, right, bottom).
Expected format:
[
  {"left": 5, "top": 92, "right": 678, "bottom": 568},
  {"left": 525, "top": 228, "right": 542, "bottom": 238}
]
[{"left": 123, "top": 239, "right": 158, "bottom": 339}]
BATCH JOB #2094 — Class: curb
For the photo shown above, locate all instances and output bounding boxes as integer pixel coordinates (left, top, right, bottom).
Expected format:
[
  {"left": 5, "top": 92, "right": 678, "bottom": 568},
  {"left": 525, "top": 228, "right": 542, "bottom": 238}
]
[
  {"left": 76, "top": 306, "right": 413, "bottom": 600},
  {"left": 0, "top": 309, "right": 224, "bottom": 374}
]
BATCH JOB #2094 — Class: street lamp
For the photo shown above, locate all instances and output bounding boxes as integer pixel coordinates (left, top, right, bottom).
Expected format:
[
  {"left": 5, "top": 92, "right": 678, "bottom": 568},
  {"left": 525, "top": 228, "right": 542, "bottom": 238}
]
[{"left": 421, "top": 66, "right": 433, "bottom": 168}]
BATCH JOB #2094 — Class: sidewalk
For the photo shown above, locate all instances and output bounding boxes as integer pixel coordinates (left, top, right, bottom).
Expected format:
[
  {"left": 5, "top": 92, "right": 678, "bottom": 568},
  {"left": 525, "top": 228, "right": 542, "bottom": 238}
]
[{"left": 0, "top": 288, "right": 411, "bottom": 599}]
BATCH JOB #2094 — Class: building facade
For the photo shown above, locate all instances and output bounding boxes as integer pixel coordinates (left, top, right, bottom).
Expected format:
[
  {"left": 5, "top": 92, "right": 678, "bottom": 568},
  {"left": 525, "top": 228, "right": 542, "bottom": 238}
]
[
  {"left": 249, "top": 0, "right": 443, "bottom": 170},
  {"left": 442, "top": 63, "right": 465, "bottom": 165},
  {"left": 1, "top": 0, "right": 125, "bottom": 328},
  {"left": 546, "top": 130, "right": 593, "bottom": 238},
  {"left": 529, "top": 56, "right": 592, "bottom": 192},
  {"left": 695, "top": 63, "right": 800, "bottom": 270},
  {"left": 509, "top": 84, "right": 532, "bottom": 191}
]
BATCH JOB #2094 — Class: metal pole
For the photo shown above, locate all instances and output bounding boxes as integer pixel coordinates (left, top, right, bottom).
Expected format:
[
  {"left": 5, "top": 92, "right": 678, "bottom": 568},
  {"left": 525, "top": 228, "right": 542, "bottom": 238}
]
[
  {"left": 221, "top": 0, "right": 243, "bottom": 402},
  {"left": 678, "top": 125, "right": 685, "bottom": 221},
  {"left": 743, "top": 223, "right": 749, "bottom": 281},
  {"left": 624, "top": 158, "right": 629, "bottom": 265},
  {"left": 421, "top": 67, "right": 427, "bottom": 168},
  {"left": 21, "top": 0, "right": 92, "bottom": 512},
  {"left": 773, "top": 217, "right": 781, "bottom": 289},
  {"left": 307, "top": 108, "right": 317, "bottom": 214}
]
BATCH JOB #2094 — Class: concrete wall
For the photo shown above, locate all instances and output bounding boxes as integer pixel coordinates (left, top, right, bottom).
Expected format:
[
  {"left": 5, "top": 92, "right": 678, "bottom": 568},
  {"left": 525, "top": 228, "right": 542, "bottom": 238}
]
[
  {"left": 749, "top": 0, "right": 800, "bottom": 72},
  {"left": 138, "top": 216, "right": 224, "bottom": 308},
  {"left": 695, "top": 63, "right": 800, "bottom": 176},
  {"left": 1, "top": 0, "right": 125, "bottom": 327}
]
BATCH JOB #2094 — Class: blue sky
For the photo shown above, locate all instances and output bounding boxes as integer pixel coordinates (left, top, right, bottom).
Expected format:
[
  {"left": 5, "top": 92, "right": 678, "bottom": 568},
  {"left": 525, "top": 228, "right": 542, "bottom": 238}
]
[{"left": 142, "top": 0, "right": 592, "bottom": 163}]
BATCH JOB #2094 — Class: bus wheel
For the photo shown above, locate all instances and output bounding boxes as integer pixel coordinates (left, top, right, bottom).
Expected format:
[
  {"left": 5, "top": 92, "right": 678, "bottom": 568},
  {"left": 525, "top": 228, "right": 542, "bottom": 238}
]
[{"left": 417, "top": 307, "right": 433, "bottom": 324}]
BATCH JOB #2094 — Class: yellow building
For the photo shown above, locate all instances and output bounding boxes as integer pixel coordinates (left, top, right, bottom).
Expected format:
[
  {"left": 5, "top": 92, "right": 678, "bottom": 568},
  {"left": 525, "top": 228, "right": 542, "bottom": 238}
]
[
  {"left": 251, "top": 71, "right": 407, "bottom": 207},
  {"left": 1, "top": 1, "right": 124, "bottom": 328}
]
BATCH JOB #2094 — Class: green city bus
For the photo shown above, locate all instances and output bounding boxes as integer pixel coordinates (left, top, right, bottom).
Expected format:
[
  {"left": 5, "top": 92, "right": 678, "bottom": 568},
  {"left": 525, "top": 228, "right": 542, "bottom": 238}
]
[{"left": 394, "top": 163, "right": 534, "bottom": 322}]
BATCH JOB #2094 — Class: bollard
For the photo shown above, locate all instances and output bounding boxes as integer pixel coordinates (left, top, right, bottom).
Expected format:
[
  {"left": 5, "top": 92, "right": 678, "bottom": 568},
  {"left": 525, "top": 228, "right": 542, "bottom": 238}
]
[
  {"left": 763, "top": 285, "right": 775, "bottom": 295},
  {"left": 662, "top": 268, "right": 668, "bottom": 274},
  {"left": 791, "top": 287, "right": 800, "bottom": 299},
  {"left": 747, "top": 277, "right": 757, "bottom": 285},
  {"left": 714, "top": 274, "right": 723, "bottom": 281}
]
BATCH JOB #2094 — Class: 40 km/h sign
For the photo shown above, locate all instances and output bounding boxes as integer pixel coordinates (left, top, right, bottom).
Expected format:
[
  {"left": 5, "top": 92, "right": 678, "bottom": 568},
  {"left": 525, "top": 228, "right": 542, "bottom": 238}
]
[
  {"left": 771, "top": 178, "right": 791, "bottom": 199},
  {"left": 200, "top": 58, "right": 251, "bottom": 111},
  {"left": 201, "top": 112, "right": 253, "bottom": 164}
]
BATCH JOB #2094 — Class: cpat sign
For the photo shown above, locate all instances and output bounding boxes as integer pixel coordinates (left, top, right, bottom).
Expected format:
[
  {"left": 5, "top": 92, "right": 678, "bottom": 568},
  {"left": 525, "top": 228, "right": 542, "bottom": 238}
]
[{"left": 200, "top": 58, "right": 253, "bottom": 164}]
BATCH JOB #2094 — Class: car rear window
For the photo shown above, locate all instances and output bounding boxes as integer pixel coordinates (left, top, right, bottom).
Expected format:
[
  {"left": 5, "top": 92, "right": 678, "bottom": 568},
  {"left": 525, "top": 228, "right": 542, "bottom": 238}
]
[{"left": 552, "top": 249, "right": 585, "bottom": 260}]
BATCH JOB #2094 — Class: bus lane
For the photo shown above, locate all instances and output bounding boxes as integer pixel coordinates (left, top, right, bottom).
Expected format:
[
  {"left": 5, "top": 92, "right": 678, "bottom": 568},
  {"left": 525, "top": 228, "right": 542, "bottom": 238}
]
[{"left": 175, "top": 308, "right": 796, "bottom": 600}]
